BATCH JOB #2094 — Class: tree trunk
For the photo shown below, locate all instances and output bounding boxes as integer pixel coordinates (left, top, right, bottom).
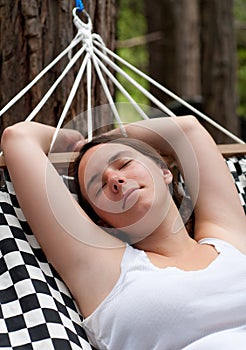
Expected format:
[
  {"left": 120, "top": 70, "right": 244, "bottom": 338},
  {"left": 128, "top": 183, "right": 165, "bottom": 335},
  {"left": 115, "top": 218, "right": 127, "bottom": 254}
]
[
  {"left": 146, "top": 0, "right": 240, "bottom": 143},
  {"left": 0, "top": 0, "right": 116, "bottom": 135},
  {"left": 146, "top": 0, "right": 201, "bottom": 108},
  {"left": 200, "top": 0, "right": 239, "bottom": 143}
]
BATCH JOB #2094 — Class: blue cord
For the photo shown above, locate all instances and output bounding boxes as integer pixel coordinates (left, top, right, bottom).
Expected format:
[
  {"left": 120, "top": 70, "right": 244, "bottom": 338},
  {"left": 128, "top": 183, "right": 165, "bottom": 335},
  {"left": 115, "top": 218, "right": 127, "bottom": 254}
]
[{"left": 75, "top": 0, "right": 84, "bottom": 12}]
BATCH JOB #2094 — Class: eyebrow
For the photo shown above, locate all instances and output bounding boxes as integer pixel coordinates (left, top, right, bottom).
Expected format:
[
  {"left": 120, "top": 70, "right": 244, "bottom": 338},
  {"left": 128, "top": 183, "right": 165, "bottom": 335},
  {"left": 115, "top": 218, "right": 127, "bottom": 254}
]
[
  {"left": 86, "top": 150, "right": 131, "bottom": 193},
  {"left": 107, "top": 150, "right": 130, "bottom": 165}
]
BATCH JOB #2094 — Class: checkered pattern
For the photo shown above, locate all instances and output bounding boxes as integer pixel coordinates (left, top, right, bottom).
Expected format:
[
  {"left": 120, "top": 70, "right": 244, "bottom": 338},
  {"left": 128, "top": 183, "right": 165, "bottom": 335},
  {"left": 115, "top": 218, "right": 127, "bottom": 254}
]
[
  {"left": 0, "top": 156, "right": 245, "bottom": 350},
  {"left": 178, "top": 156, "right": 246, "bottom": 214},
  {"left": 225, "top": 156, "right": 246, "bottom": 213},
  {"left": 0, "top": 171, "right": 93, "bottom": 350}
]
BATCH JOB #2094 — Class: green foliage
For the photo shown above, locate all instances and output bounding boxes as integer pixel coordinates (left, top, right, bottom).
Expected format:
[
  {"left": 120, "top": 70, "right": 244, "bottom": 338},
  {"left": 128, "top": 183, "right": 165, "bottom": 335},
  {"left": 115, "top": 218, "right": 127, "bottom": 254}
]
[
  {"left": 115, "top": 0, "right": 149, "bottom": 122},
  {"left": 116, "top": 0, "right": 147, "bottom": 40},
  {"left": 234, "top": 0, "right": 246, "bottom": 22},
  {"left": 237, "top": 48, "right": 246, "bottom": 118}
]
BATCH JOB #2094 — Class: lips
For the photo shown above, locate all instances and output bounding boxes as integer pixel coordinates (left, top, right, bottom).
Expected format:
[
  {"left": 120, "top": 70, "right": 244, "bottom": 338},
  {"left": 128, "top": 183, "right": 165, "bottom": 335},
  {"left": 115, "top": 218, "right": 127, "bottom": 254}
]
[{"left": 122, "top": 188, "right": 139, "bottom": 209}]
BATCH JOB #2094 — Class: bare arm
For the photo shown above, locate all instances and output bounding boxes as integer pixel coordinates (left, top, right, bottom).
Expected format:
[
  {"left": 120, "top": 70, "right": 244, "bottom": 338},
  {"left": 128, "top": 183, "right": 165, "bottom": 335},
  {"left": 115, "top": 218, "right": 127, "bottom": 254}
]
[
  {"left": 1, "top": 122, "right": 125, "bottom": 316},
  {"left": 125, "top": 116, "right": 246, "bottom": 251}
]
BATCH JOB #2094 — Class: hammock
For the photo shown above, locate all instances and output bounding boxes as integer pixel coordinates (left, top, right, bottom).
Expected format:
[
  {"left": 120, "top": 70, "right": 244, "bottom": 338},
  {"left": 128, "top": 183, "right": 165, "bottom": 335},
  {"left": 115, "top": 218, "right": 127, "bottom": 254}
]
[{"left": 0, "top": 2, "right": 246, "bottom": 349}]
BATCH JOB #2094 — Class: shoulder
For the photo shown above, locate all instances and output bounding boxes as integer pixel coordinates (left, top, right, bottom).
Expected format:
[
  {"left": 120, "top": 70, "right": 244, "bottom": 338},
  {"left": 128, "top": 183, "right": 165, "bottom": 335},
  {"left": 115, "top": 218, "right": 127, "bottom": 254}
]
[{"left": 196, "top": 225, "right": 246, "bottom": 255}]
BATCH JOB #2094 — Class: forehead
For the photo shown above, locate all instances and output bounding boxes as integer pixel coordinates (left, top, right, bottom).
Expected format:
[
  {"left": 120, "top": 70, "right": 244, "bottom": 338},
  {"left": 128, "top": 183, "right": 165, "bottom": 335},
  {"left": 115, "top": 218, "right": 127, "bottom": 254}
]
[
  {"left": 78, "top": 143, "right": 137, "bottom": 186},
  {"left": 82, "top": 143, "right": 136, "bottom": 167}
]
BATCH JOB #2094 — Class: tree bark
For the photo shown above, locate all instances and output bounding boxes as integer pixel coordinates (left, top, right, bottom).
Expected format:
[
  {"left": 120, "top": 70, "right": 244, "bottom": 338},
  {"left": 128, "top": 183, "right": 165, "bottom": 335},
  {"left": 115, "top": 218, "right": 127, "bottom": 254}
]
[
  {"left": 146, "top": 0, "right": 201, "bottom": 107},
  {"left": 146, "top": 0, "right": 240, "bottom": 143},
  {"left": 0, "top": 0, "right": 116, "bottom": 135},
  {"left": 200, "top": 0, "right": 240, "bottom": 143}
]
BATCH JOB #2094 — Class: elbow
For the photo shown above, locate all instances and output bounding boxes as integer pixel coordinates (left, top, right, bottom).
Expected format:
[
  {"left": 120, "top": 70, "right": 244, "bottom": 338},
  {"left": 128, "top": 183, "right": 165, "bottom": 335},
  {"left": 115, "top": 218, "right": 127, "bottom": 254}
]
[
  {"left": 178, "top": 115, "right": 202, "bottom": 135},
  {"left": 1, "top": 126, "right": 14, "bottom": 152},
  {"left": 1, "top": 122, "right": 26, "bottom": 152}
]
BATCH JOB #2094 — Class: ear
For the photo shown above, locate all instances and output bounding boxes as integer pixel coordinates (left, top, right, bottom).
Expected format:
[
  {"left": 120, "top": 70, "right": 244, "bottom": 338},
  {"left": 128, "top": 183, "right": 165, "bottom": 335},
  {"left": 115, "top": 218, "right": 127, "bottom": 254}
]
[{"left": 161, "top": 168, "right": 173, "bottom": 185}]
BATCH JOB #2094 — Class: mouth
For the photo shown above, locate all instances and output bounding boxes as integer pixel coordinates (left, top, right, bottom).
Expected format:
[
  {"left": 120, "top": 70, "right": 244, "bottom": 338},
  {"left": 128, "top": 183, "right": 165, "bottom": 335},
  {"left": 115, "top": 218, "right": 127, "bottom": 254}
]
[{"left": 122, "top": 187, "right": 140, "bottom": 209}]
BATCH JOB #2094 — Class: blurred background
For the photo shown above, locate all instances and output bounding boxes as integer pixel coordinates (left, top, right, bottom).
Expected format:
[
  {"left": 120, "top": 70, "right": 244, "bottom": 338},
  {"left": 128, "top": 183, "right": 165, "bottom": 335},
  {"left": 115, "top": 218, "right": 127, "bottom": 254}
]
[{"left": 0, "top": 0, "right": 245, "bottom": 143}]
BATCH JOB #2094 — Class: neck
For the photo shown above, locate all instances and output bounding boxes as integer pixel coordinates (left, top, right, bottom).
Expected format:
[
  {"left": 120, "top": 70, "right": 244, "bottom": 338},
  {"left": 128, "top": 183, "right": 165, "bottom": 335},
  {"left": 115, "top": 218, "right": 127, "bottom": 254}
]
[{"left": 134, "top": 199, "right": 196, "bottom": 257}]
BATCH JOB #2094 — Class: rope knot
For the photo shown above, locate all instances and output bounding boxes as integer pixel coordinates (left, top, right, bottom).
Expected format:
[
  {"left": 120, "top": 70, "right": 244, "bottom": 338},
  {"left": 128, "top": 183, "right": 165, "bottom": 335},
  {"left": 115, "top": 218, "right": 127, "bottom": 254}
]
[{"left": 72, "top": 8, "right": 93, "bottom": 54}]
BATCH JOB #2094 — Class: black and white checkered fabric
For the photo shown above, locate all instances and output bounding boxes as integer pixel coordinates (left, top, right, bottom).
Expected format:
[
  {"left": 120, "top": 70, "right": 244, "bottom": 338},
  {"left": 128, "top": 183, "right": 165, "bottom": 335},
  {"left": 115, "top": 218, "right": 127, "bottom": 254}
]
[
  {"left": 225, "top": 156, "right": 246, "bottom": 213},
  {"left": 178, "top": 156, "right": 246, "bottom": 214},
  {"left": 0, "top": 171, "right": 93, "bottom": 350},
  {"left": 0, "top": 156, "right": 245, "bottom": 350}
]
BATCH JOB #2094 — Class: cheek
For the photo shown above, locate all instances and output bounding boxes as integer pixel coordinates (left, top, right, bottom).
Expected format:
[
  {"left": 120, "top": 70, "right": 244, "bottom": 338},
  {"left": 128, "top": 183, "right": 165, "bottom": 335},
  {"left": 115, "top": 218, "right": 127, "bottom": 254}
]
[{"left": 128, "top": 164, "right": 153, "bottom": 185}]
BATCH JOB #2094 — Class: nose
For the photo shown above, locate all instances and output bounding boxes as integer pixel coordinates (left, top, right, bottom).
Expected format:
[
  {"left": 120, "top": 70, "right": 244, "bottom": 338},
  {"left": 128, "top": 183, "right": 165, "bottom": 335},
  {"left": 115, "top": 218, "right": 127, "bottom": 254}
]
[{"left": 108, "top": 173, "right": 126, "bottom": 193}]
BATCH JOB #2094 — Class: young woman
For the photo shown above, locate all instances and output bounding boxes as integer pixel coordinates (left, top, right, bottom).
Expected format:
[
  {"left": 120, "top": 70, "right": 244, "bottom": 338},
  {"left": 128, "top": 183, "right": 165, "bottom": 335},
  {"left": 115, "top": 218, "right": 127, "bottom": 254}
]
[{"left": 1, "top": 116, "right": 246, "bottom": 349}]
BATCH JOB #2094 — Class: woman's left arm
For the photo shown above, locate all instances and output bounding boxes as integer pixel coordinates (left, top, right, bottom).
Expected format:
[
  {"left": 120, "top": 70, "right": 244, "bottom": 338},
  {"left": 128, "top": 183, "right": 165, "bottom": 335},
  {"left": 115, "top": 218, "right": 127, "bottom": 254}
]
[{"left": 124, "top": 116, "right": 246, "bottom": 251}]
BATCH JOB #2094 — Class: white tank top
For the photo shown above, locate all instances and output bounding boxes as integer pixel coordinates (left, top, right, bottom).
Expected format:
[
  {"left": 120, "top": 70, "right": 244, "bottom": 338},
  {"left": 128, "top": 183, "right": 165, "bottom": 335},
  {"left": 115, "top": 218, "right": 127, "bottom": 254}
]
[{"left": 82, "top": 238, "right": 246, "bottom": 350}]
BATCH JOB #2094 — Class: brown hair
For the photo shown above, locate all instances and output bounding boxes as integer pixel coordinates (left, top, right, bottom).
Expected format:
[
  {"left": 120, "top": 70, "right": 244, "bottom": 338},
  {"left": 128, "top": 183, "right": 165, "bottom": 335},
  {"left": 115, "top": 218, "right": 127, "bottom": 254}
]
[{"left": 72, "top": 133, "right": 194, "bottom": 237}]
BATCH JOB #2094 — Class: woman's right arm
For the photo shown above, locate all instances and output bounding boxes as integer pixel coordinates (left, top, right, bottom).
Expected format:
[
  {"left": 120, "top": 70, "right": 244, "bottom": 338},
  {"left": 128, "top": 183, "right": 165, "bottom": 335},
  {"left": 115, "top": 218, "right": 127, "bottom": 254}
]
[{"left": 1, "top": 122, "right": 125, "bottom": 317}]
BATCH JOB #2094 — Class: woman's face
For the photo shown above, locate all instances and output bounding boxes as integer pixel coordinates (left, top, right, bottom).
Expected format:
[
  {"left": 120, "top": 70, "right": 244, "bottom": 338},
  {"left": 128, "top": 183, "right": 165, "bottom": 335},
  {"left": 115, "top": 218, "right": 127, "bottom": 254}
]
[{"left": 78, "top": 143, "right": 172, "bottom": 241}]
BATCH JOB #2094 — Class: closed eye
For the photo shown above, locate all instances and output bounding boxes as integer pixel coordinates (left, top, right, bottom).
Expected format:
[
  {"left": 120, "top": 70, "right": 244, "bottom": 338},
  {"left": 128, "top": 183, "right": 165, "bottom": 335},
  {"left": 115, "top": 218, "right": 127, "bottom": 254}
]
[{"left": 119, "top": 159, "right": 132, "bottom": 169}]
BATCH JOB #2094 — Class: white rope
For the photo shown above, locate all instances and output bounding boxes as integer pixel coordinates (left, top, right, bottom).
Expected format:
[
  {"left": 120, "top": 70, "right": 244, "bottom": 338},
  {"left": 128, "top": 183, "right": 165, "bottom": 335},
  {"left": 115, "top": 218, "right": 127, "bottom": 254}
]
[
  {"left": 94, "top": 40, "right": 245, "bottom": 144},
  {"left": 1, "top": 5, "right": 244, "bottom": 146},
  {"left": 0, "top": 35, "right": 82, "bottom": 118},
  {"left": 73, "top": 8, "right": 92, "bottom": 36},
  {"left": 48, "top": 8, "right": 94, "bottom": 150},
  {"left": 93, "top": 54, "right": 149, "bottom": 120},
  {"left": 25, "top": 45, "right": 87, "bottom": 122},
  {"left": 87, "top": 58, "right": 93, "bottom": 141},
  {"left": 92, "top": 55, "right": 127, "bottom": 136},
  {"left": 49, "top": 52, "right": 90, "bottom": 152},
  {"left": 93, "top": 46, "right": 176, "bottom": 118}
]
